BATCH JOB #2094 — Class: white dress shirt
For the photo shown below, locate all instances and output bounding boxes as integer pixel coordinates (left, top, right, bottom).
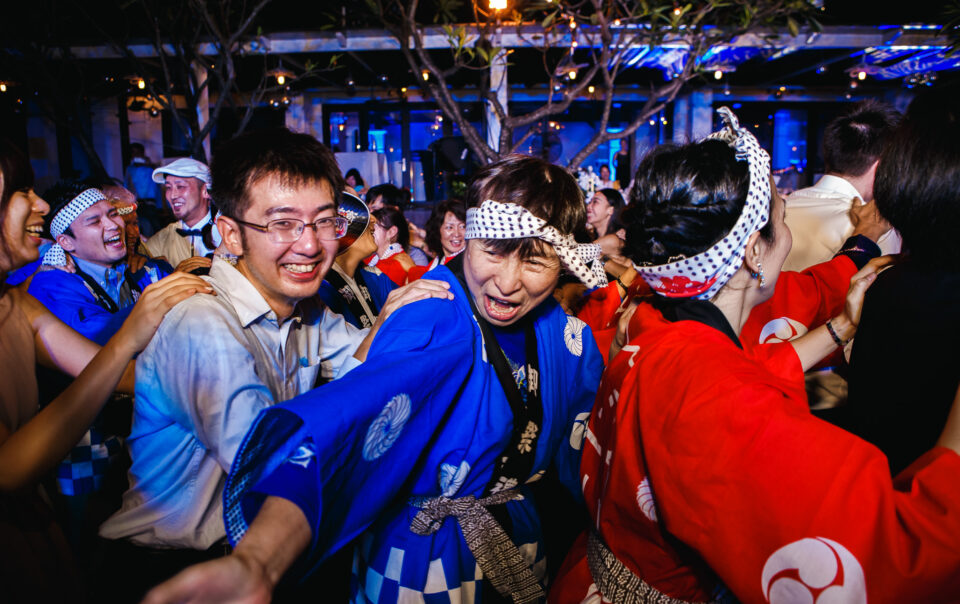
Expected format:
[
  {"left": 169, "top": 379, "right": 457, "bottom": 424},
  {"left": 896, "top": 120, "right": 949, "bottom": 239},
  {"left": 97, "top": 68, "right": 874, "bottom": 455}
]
[
  {"left": 783, "top": 174, "right": 901, "bottom": 273},
  {"left": 100, "top": 257, "right": 365, "bottom": 549}
]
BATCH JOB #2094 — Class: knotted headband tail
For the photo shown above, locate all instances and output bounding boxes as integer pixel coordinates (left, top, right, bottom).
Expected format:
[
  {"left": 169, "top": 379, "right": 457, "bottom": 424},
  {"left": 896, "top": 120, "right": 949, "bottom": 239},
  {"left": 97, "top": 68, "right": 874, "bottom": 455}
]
[{"left": 634, "top": 107, "right": 771, "bottom": 300}]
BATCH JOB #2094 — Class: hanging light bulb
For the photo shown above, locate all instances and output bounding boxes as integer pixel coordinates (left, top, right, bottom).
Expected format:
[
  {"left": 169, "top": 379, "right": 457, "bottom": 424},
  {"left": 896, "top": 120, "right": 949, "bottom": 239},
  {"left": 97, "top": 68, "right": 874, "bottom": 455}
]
[
  {"left": 276, "top": 74, "right": 286, "bottom": 85},
  {"left": 489, "top": 0, "right": 507, "bottom": 9},
  {"left": 0, "top": 83, "right": 6, "bottom": 93},
  {"left": 568, "top": 69, "right": 577, "bottom": 80},
  {"left": 588, "top": 85, "right": 595, "bottom": 94},
  {"left": 857, "top": 71, "right": 866, "bottom": 81},
  {"left": 421, "top": 69, "right": 430, "bottom": 81},
  {"left": 137, "top": 78, "right": 146, "bottom": 90},
  {"left": 714, "top": 70, "right": 723, "bottom": 80}
]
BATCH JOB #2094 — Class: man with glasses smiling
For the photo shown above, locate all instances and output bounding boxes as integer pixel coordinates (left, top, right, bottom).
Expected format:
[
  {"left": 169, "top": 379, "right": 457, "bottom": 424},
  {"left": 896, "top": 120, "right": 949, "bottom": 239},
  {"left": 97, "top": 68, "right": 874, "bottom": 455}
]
[{"left": 98, "top": 129, "right": 452, "bottom": 600}]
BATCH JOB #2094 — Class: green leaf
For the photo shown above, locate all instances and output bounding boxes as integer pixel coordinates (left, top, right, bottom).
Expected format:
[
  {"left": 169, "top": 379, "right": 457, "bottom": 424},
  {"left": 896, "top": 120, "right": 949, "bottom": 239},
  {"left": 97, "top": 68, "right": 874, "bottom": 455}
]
[
  {"left": 786, "top": 16, "right": 799, "bottom": 38},
  {"left": 542, "top": 10, "right": 557, "bottom": 29}
]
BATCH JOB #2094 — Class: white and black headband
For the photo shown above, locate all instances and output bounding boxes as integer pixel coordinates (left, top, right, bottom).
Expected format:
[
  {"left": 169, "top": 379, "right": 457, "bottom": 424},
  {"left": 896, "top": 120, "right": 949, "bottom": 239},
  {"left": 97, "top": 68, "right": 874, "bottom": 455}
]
[
  {"left": 465, "top": 200, "right": 608, "bottom": 288},
  {"left": 43, "top": 188, "right": 108, "bottom": 267},
  {"left": 634, "top": 107, "right": 771, "bottom": 299}
]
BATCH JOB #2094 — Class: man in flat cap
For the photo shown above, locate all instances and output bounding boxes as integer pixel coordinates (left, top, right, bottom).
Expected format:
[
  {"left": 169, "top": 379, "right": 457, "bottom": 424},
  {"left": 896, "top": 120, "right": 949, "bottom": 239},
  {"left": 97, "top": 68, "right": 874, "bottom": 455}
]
[{"left": 145, "top": 157, "right": 220, "bottom": 273}]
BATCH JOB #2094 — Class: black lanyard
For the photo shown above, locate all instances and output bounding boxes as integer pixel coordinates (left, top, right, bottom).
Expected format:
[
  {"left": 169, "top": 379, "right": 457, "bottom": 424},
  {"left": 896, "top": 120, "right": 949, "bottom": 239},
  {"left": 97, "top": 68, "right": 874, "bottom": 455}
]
[
  {"left": 325, "top": 267, "right": 378, "bottom": 328},
  {"left": 74, "top": 263, "right": 124, "bottom": 313},
  {"left": 448, "top": 257, "right": 543, "bottom": 496}
]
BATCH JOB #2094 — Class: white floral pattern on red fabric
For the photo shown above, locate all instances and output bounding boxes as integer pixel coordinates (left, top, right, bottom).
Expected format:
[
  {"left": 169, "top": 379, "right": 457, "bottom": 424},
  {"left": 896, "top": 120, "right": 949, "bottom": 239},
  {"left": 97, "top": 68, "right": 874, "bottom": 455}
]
[{"left": 761, "top": 537, "right": 866, "bottom": 604}]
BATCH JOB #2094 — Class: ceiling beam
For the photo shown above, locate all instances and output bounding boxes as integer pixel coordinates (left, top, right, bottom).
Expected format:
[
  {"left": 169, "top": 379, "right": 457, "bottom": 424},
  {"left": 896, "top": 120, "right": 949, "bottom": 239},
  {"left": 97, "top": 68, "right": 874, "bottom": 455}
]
[{"left": 66, "top": 25, "right": 948, "bottom": 60}]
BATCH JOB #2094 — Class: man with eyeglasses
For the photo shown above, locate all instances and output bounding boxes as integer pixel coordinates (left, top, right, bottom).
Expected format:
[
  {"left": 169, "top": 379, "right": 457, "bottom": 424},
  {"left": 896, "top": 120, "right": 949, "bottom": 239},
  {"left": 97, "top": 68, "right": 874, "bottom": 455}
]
[{"left": 98, "top": 129, "right": 453, "bottom": 600}]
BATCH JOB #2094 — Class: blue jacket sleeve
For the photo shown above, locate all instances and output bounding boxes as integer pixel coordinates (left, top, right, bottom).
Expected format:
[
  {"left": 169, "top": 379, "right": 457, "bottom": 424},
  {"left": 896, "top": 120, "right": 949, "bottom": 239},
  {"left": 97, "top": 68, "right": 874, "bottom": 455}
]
[{"left": 28, "top": 270, "right": 131, "bottom": 345}]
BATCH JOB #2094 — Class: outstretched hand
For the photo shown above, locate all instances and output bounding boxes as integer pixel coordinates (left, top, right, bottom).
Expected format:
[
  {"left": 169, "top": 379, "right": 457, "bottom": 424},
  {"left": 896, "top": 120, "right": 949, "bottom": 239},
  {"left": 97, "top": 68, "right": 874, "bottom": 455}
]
[
  {"left": 115, "top": 272, "right": 214, "bottom": 355},
  {"left": 141, "top": 554, "right": 271, "bottom": 604}
]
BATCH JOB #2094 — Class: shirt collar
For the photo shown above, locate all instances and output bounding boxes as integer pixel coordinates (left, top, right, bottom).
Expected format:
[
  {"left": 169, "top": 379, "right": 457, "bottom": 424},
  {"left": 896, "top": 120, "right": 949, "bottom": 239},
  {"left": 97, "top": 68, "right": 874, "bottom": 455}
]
[
  {"left": 73, "top": 255, "right": 125, "bottom": 290},
  {"left": 180, "top": 209, "right": 213, "bottom": 230},
  {"left": 650, "top": 296, "right": 743, "bottom": 349},
  {"left": 813, "top": 175, "right": 862, "bottom": 201},
  {"left": 209, "top": 256, "right": 302, "bottom": 328}
]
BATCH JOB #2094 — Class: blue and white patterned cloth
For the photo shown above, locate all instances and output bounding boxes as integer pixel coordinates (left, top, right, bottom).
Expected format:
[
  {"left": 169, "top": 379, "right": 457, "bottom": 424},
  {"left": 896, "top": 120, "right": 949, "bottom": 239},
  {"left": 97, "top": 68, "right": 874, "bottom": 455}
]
[{"left": 225, "top": 264, "right": 604, "bottom": 602}]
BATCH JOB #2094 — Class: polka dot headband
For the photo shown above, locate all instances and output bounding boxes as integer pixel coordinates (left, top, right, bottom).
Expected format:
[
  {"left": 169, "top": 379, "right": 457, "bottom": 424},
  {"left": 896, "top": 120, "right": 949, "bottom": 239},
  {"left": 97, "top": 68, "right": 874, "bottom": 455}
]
[
  {"left": 42, "top": 188, "right": 107, "bottom": 267},
  {"left": 634, "top": 107, "right": 771, "bottom": 300},
  {"left": 466, "top": 200, "right": 608, "bottom": 288}
]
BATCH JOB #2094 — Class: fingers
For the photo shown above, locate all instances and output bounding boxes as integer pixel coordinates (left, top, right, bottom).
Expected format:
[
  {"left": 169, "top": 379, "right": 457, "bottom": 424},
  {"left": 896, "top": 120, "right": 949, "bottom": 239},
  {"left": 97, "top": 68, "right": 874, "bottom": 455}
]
[
  {"left": 175, "top": 256, "right": 213, "bottom": 274},
  {"left": 142, "top": 272, "right": 212, "bottom": 297},
  {"left": 850, "top": 254, "right": 895, "bottom": 284}
]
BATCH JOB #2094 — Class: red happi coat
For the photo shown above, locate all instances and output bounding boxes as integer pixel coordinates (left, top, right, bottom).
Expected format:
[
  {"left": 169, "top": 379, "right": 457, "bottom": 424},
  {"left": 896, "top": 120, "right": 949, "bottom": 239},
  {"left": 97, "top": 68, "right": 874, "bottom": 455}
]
[
  {"left": 578, "top": 255, "right": 858, "bottom": 363},
  {"left": 551, "top": 301, "right": 960, "bottom": 604}
]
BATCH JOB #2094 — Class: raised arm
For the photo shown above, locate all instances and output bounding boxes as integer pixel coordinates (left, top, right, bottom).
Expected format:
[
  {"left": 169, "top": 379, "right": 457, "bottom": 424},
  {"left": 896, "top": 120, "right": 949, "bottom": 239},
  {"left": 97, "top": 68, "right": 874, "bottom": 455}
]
[{"left": 0, "top": 273, "right": 211, "bottom": 491}]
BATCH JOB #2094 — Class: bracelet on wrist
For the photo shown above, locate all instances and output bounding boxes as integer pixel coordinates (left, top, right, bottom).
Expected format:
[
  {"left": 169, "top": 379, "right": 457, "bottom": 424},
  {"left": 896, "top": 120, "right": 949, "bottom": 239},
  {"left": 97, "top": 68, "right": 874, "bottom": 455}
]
[{"left": 825, "top": 319, "right": 850, "bottom": 348}]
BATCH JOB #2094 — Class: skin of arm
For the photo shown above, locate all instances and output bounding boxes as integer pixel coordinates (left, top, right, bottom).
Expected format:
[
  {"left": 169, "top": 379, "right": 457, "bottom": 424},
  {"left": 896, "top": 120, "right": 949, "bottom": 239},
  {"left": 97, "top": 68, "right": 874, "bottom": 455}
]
[
  {"left": 141, "top": 496, "right": 310, "bottom": 604},
  {"left": 0, "top": 273, "right": 211, "bottom": 491},
  {"left": 788, "top": 256, "right": 891, "bottom": 371}
]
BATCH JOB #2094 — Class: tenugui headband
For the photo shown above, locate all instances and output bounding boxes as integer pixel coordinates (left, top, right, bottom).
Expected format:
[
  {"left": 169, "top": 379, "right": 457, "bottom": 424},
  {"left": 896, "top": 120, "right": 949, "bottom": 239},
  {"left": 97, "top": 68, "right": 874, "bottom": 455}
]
[
  {"left": 465, "top": 200, "right": 608, "bottom": 289},
  {"left": 634, "top": 107, "right": 771, "bottom": 299},
  {"left": 43, "top": 188, "right": 108, "bottom": 267}
]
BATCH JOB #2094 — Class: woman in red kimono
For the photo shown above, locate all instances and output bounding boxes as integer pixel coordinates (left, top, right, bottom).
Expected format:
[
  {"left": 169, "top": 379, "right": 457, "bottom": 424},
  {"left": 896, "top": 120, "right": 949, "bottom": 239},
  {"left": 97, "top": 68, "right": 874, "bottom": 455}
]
[{"left": 551, "top": 109, "right": 960, "bottom": 604}]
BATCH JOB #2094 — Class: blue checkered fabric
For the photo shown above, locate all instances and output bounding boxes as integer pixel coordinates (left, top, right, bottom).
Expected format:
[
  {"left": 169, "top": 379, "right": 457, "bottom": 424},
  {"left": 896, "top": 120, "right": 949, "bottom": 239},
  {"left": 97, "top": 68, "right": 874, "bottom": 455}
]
[{"left": 56, "top": 427, "right": 122, "bottom": 496}]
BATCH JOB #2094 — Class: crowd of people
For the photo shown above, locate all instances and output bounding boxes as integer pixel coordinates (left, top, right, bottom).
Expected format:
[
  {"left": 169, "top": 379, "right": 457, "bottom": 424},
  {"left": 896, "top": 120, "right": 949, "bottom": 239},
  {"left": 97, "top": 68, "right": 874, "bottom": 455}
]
[{"left": 0, "top": 83, "right": 958, "bottom": 604}]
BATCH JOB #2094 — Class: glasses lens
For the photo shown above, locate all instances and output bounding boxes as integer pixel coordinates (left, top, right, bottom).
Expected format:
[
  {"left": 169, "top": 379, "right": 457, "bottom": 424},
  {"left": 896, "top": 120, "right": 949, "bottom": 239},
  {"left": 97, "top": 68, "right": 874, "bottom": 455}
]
[{"left": 267, "top": 219, "right": 303, "bottom": 244}]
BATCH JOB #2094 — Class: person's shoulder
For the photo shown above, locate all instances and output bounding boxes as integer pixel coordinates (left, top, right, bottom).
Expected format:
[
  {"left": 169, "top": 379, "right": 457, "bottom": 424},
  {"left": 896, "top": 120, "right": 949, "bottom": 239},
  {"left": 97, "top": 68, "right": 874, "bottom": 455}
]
[
  {"left": 154, "top": 288, "right": 234, "bottom": 340},
  {"left": 27, "top": 267, "right": 86, "bottom": 298}
]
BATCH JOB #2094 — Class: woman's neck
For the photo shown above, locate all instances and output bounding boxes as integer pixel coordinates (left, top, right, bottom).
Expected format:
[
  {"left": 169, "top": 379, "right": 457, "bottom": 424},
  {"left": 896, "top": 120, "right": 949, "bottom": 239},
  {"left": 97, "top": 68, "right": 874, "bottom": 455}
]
[
  {"left": 709, "top": 272, "right": 756, "bottom": 336},
  {"left": 591, "top": 217, "right": 610, "bottom": 237}
]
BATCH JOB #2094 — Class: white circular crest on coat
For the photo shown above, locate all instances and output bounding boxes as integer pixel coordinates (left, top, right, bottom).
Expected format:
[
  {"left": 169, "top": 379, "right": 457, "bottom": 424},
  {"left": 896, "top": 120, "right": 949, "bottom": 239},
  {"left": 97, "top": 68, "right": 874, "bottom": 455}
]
[
  {"left": 636, "top": 478, "right": 658, "bottom": 522},
  {"left": 362, "top": 393, "right": 412, "bottom": 461},
  {"left": 569, "top": 411, "right": 592, "bottom": 450},
  {"left": 759, "top": 317, "right": 808, "bottom": 344},
  {"left": 761, "top": 537, "right": 866, "bottom": 604},
  {"left": 564, "top": 316, "right": 586, "bottom": 357},
  {"left": 439, "top": 460, "right": 470, "bottom": 497}
]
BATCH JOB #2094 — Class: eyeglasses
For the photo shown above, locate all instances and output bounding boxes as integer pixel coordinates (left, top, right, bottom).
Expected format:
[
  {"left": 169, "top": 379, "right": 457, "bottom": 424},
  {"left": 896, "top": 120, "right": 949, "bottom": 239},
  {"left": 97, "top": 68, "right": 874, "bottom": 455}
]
[{"left": 233, "top": 216, "right": 348, "bottom": 243}]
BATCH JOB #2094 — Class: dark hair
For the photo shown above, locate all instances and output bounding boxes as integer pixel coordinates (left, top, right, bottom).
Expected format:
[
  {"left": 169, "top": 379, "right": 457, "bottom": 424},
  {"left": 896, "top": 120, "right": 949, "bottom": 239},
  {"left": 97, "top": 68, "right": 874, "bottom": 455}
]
[
  {"left": 464, "top": 154, "right": 585, "bottom": 259},
  {"left": 373, "top": 205, "right": 410, "bottom": 249},
  {"left": 874, "top": 85, "right": 960, "bottom": 266},
  {"left": 593, "top": 188, "right": 625, "bottom": 237},
  {"left": 344, "top": 168, "right": 365, "bottom": 188},
  {"left": 366, "top": 183, "right": 405, "bottom": 208},
  {"left": 0, "top": 139, "right": 36, "bottom": 266},
  {"left": 41, "top": 180, "right": 99, "bottom": 238},
  {"left": 424, "top": 199, "right": 467, "bottom": 258},
  {"left": 211, "top": 128, "right": 344, "bottom": 219},
  {"left": 130, "top": 142, "right": 145, "bottom": 156},
  {"left": 623, "top": 140, "right": 774, "bottom": 266},
  {"left": 822, "top": 100, "right": 900, "bottom": 176}
]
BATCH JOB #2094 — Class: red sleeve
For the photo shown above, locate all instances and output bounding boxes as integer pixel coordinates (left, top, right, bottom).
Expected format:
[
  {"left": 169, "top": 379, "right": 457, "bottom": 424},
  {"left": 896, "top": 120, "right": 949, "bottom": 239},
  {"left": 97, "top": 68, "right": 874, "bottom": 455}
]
[
  {"left": 643, "top": 363, "right": 960, "bottom": 603},
  {"left": 374, "top": 257, "right": 409, "bottom": 286},
  {"left": 406, "top": 265, "right": 429, "bottom": 282},
  {"left": 577, "top": 280, "right": 651, "bottom": 363}
]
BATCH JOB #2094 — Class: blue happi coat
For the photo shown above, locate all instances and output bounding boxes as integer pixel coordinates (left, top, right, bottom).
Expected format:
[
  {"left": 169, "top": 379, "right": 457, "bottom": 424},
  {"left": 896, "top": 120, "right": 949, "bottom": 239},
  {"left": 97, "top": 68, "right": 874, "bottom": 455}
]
[{"left": 224, "top": 265, "right": 603, "bottom": 602}]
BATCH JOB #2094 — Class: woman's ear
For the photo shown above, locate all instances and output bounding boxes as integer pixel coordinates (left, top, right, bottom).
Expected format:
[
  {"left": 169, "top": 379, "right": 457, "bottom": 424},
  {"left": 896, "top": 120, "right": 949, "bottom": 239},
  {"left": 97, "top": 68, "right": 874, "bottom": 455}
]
[
  {"left": 387, "top": 225, "right": 399, "bottom": 242},
  {"left": 216, "top": 216, "right": 245, "bottom": 257},
  {"left": 743, "top": 230, "right": 764, "bottom": 275}
]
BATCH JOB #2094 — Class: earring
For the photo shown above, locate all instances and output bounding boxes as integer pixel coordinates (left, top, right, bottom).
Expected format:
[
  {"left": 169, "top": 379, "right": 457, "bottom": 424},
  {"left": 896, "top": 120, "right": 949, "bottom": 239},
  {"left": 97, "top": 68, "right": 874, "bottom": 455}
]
[{"left": 756, "top": 262, "right": 766, "bottom": 288}]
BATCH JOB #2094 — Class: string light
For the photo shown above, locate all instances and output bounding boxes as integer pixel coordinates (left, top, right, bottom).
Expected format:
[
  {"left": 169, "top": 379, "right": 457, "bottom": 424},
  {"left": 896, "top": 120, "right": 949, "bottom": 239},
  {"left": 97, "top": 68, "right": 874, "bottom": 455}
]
[
  {"left": 276, "top": 74, "right": 286, "bottom": 85},
  {"left": 673, "top": 6, "right": 682, "bottom": 16},
  {"left": 0, "top": 83, "right": 6, "bottom": 93},
  {"left": 137, "top": 78, "right": 145, "bottom": 90},
  {"left": 857, "top": 71, "right": 866, "bottom": 81},
  {"left": 569, "top": 19, "right": 576, "bottom": 29},
  {"left": 588, "top": 85, "right": 595, "bottom": 94},
  {"left": 421, "top": 69, "right": 430, "bottom": 81},
  {"left": 613, "top": 19, "right": 621, "bottom": 26},
  {"left": 714, "top": 70, "right": 723, "bottom": 80},
  {"left": 489, "top": 0, "right": 507, "bottom": 9}
]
